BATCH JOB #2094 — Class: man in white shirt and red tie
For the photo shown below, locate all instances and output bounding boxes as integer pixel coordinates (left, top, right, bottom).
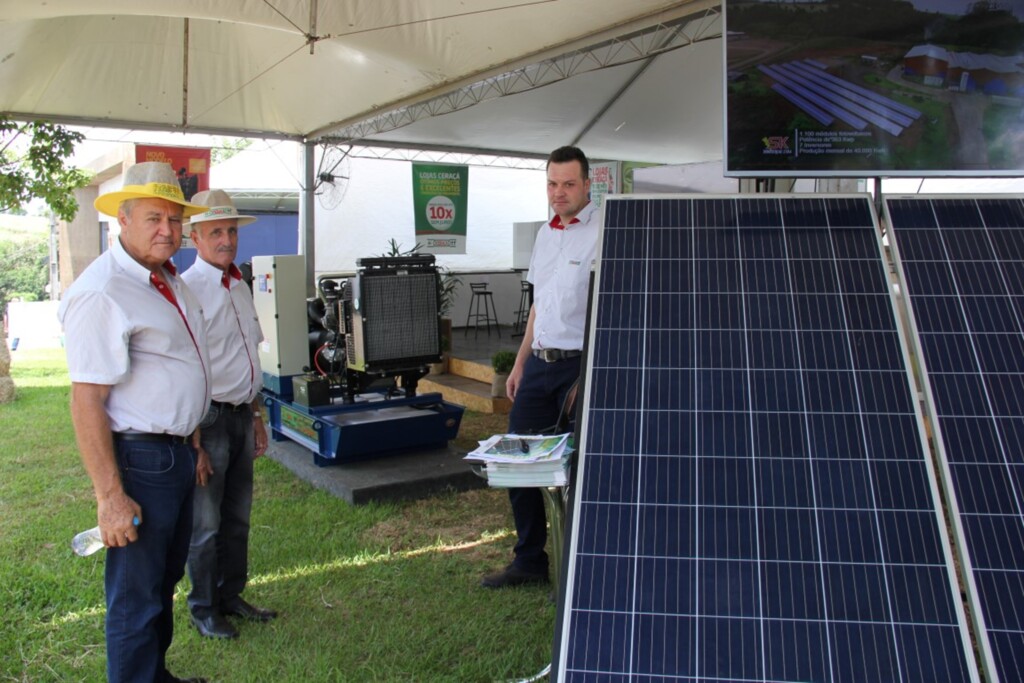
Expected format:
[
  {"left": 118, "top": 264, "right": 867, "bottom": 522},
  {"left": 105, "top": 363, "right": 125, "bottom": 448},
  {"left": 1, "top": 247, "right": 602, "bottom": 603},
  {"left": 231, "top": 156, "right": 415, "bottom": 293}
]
[
  {"left": 181, "top": 190, "right": 276, "bottom": 640},
  {"left": 482, "top": 146, "right": 600, "bottom": 589},
  {"left": 59, "top": 161, "right": 212, "bottom": 683}
]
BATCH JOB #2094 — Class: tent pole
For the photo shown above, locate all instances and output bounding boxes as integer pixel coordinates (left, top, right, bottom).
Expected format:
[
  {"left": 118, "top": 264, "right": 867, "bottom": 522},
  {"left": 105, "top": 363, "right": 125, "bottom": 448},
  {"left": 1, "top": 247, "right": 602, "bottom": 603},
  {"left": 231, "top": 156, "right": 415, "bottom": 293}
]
[
  {"left": 299, "top": 140, "right": 316, "bottom": 297},
  {"left": 309, "top": 0, "right": 318, "bottom": 54},
  {"left": 182, "top": 19, "right": 190, "bottom": 126}
]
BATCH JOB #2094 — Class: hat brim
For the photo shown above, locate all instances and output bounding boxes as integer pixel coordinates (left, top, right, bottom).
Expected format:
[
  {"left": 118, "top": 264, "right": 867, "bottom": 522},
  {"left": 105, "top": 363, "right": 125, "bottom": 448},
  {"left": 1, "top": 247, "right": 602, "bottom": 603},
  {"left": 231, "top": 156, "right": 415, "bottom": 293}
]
[
  {"left": 186, "top": 215, "right": 258, "bottom": 227},
  {"left": 188, "top": 218, "right": 260, "bottom": 236},
  {"left": 94, "top": 191, "right": 209, "bottom": 218},
  {"left": 184, "top": 215, "right": 257, "bottom": 235}
]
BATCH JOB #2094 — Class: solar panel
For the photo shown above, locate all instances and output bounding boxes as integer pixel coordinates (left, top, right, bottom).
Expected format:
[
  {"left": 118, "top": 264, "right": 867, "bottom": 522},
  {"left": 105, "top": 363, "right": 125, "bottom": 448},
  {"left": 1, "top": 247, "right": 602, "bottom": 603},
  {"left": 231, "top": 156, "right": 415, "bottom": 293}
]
[
  {"left": 785, "top": 62, "right": 919, "bottom": 126},
  {"left": 554, "top": 195, "right": 978, "bottom": 682},
  {"left": 885, "top": 195, "right": 1024, "bottom": 683}
]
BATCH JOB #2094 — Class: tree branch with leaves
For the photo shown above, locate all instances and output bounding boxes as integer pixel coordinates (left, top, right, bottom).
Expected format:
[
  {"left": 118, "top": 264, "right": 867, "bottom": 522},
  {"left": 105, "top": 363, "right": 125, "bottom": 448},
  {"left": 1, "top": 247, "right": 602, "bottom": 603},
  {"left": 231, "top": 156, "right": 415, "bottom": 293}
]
[{"left": 1, "top": 118, "right": 91, "bottom": 221}]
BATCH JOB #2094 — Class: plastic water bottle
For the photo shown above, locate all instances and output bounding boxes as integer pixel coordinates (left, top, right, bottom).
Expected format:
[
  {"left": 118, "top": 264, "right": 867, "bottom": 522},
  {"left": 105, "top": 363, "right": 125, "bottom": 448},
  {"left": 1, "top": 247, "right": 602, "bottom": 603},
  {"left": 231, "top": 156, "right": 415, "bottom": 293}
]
[{"left": 71, "top": 516, "right": 140, "bottom": 556}]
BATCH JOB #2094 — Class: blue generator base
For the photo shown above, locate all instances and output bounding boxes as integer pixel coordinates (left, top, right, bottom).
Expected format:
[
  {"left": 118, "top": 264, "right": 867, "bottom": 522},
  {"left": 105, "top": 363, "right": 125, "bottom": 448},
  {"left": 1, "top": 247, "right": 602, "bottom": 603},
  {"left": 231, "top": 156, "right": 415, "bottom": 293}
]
[{"left": 261, "top": 390, "right": 464, "bottom": 466}]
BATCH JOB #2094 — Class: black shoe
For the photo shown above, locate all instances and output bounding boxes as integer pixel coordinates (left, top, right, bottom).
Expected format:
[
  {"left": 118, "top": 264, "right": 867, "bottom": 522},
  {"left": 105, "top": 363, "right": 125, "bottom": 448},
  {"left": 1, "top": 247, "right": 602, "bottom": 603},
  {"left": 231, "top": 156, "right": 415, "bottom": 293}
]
[
  {"left": 191, "top": 613, "right": 239, "bottom": 640},
  {"left": 222, "top": 597, "right": 278, "bottom": 622},
  {"left": 481, "top": 564, "right": 548, "bottom": 588},
  {"left": 165, "top": 676, "right": 208, "bottom": 683}
]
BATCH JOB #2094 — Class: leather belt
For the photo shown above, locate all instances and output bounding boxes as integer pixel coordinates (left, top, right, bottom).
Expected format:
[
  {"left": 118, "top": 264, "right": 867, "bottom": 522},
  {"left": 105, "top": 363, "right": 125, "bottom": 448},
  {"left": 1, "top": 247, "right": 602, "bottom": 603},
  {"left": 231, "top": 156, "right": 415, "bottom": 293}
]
[
  {"left": 533, "top": 348, "right": 582, "bottom": 363},
  {"left": 211, "top": 399, "right": 249, "bottom": 412},
  {"left": 114, "top": 432, "right": 190, "bottom": 445}
]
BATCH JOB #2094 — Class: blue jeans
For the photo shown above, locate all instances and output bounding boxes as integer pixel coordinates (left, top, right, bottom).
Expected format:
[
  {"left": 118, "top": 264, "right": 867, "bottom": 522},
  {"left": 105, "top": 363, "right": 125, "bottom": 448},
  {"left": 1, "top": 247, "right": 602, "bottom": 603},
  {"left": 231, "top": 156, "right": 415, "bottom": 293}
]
[
  {"left": 187, "top": 403, "right": 254, "bottom": 617},
  {"left": 106, "top": 439, "right": 195, "bottom": 683},
  {"left": 507, "top": 353, "right": 580, "bottom": 574}
]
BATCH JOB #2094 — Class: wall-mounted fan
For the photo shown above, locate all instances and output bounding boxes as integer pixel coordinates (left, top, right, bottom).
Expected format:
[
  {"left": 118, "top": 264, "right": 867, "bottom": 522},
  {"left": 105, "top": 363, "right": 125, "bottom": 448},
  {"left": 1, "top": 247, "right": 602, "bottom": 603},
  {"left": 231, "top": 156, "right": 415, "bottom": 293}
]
[{"left": 315, "top": 143, "right": 352, "bottom": 210}]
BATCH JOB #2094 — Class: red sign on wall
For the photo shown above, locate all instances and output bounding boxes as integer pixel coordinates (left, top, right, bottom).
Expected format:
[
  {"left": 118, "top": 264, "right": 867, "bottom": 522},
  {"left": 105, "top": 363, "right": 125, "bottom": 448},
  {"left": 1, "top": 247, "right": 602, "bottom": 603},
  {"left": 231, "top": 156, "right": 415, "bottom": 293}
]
[{"left": 135, "top": 145, "right": 211, "bottom": 201}]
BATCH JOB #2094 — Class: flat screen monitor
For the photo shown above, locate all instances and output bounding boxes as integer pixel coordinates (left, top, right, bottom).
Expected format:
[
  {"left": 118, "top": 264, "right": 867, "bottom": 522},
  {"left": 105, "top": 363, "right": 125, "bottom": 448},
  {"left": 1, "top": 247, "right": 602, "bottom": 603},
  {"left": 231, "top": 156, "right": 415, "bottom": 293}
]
[{"left": 723, "top": 0, "right": 1024, "bottom": 177}]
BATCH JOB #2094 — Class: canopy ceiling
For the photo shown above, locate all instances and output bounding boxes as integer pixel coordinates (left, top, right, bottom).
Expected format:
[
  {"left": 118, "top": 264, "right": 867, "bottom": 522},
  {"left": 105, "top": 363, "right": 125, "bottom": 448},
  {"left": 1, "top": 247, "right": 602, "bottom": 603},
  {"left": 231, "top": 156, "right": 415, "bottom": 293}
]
[{"left": 0, "top": 0, "right": 723, "bottom": 165}]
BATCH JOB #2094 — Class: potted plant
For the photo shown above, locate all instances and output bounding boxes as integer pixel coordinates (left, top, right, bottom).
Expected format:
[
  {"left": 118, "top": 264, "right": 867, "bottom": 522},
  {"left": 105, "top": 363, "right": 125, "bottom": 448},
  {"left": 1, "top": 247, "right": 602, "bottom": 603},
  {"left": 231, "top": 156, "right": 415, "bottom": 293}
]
[
  {"left": 379, "top": 238, "right": 424, "bottom": 257},
  {"left": 428, "top": 331, "right": 451, "bottom": 375},
  {"left": 437, "top": 266, "right": 461, "bottom": 354},
  {"left": 491, "top": 350, "right": 516, "bottom": 398}
]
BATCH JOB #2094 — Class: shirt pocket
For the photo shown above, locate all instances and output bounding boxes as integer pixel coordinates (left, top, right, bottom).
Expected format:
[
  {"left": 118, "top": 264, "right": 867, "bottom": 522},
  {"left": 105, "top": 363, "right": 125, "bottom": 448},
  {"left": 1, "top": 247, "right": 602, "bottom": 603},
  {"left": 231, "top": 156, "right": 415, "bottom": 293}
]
[{"left": 555, "top": 257, "right": 587, "bottom": 292}]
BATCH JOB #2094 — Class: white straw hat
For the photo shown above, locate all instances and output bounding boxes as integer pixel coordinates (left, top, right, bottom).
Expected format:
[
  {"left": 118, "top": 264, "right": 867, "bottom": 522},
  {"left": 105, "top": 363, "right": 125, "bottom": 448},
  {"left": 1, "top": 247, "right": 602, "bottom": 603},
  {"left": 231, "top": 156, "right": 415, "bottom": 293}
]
[{"left": 184, "top": 189, "right": 257, "bottom": 232}]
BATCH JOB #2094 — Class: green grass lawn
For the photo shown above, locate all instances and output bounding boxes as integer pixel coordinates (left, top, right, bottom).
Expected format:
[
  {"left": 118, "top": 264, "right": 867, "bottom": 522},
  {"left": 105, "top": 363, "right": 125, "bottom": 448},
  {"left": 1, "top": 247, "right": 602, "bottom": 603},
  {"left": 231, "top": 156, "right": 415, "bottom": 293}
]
[{"left": 0, "top": 349, "right": 554, "bottom": 682}]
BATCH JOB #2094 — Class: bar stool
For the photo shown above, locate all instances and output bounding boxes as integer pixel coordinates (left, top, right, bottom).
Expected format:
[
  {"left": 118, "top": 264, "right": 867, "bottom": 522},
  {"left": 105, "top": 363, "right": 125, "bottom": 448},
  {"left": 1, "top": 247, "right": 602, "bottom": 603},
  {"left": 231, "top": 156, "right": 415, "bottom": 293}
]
[
  {"left": 464, "top": 282, "right": 501, "bottom": 337},
  {"left": 512, "top": 279, "right": 531, "bottom": 337}
]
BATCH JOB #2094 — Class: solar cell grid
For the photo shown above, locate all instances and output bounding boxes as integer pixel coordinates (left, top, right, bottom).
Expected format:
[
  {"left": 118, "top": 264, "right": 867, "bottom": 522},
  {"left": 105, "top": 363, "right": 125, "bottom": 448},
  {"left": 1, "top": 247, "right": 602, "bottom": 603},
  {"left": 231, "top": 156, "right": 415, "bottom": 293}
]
[
  {"left": 555, "top": 195, "right": 976, "bottom": 682},
  {"left": 885, "top": 195, "right": 1024, "bottom": 683}
]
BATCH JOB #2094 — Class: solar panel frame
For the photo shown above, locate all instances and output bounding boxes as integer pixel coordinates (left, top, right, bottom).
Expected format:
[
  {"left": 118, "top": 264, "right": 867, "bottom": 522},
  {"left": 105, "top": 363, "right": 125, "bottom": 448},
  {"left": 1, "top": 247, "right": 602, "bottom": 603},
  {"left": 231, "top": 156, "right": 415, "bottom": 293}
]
[
  {"left": 884, "top": 194, "right": 1024, "bottom": 683},
  {"left": 554, "top": 194, "right": 979, "bottom": 682}
]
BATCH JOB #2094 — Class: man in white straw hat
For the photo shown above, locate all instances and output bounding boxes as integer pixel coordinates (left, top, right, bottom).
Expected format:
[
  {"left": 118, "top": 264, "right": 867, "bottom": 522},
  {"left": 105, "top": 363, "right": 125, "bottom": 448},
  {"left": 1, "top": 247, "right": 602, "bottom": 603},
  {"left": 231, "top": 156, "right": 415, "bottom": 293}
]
[
  {"left": 57, "top": 161, "right": 212, "bottom": 683},
  {"left": 180, "top": 189, "right": 276, "bottom": 640}
]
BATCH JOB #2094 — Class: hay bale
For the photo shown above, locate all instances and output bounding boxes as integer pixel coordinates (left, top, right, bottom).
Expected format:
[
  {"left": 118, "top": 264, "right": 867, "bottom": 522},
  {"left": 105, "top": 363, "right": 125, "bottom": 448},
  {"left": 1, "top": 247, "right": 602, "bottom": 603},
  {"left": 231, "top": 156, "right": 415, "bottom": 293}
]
[
  {"left": 0, "top": 338, "right": 12, "bottom": 402},
  {"left": 0, "top": 376, "right": 14, "bottom": 404},
  {"left": 0, "top": 339, "right": 10, "bottom": 375}
]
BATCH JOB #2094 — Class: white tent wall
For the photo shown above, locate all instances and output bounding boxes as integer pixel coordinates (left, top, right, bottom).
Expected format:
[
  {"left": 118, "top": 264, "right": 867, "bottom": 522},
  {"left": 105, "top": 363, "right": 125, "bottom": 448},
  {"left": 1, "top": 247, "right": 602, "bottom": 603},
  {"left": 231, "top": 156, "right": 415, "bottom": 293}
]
[
  {"left": 5, "top": 301, "right": 62, "bottom": 349},
  {"left": 313, "top": 156, "right": 544, "bottom": 270},
  {"left": 312, "top": 155, "right": 547, "bottom": 325},
  {"left": 209, "top": 142, "right": 303, "bottom": 192},
  {"left": 313, "top": 157, "right": 546, "bottom": 273}
]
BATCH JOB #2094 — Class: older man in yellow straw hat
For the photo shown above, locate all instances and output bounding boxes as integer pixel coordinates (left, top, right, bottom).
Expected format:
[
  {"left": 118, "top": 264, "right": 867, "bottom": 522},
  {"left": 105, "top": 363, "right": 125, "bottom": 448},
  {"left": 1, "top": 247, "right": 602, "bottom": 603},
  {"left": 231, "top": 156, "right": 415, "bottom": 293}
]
[{"left": 58, "top": 161, "right": 212, "bottom": 683}]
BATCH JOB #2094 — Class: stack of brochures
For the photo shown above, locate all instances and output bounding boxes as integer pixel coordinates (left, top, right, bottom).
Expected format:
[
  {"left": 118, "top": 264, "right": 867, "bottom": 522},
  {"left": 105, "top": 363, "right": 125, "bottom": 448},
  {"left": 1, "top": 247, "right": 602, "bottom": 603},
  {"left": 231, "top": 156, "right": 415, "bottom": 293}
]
[{"left": 464, "top": 433, "right": 573, "bottom": 488}]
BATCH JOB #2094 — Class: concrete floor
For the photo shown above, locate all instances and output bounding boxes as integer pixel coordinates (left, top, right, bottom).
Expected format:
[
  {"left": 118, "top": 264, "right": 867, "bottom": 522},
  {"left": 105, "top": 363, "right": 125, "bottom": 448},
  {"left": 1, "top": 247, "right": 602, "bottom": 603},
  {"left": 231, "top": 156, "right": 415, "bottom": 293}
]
[{"left": 265, "top": 435, "right": 486, "bottom": 505}]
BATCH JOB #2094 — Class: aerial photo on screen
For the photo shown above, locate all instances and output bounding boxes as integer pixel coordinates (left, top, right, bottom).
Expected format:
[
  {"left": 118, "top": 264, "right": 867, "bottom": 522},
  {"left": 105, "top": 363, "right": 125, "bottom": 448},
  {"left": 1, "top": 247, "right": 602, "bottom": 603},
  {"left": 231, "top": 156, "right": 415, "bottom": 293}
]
[{"left": 724, "top": 0, "right": 1024, "bottom": 176}]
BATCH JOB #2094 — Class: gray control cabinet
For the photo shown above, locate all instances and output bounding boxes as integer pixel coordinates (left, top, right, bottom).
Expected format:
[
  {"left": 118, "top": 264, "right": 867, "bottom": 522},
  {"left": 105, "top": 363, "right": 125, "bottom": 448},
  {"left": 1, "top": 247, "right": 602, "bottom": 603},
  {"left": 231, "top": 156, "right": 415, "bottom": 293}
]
[{"left": 252, "top": 254, "right": 308, "bottom": 379}]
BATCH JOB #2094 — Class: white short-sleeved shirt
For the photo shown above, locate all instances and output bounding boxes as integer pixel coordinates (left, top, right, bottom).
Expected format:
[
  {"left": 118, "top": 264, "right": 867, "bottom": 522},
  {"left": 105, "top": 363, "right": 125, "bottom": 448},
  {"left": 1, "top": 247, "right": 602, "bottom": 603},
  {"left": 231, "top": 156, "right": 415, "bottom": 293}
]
[
  {"left": 527, "top": 201, "right": 601, "bottom": 351},
  {"left": 57, "top": 239, "right": 212, "bottom": 436},
  {"left": 182, "top": 258, "right": 264, "bottom": 406}
]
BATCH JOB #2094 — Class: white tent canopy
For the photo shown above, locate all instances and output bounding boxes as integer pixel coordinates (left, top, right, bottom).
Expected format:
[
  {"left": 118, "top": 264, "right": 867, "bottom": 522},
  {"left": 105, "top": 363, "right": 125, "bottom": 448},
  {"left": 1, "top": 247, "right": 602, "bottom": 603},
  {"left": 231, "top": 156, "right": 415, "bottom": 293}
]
[
  {"left": 359, "top": 36, "right": 724, "bottom": 164},
  {"left": 0, "top": 0, "right": 722, "bottom": 164}
]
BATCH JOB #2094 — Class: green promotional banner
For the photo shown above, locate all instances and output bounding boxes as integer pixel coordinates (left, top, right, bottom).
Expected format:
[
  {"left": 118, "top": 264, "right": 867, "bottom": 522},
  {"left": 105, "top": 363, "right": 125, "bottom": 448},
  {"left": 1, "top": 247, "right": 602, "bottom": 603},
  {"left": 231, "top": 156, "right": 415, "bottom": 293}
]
[
  {"left": 412, "top": 163, "right": 468, "bottom": 254},
  {"left": 621, "top": 161, "right": 660, "bottom": 194}
]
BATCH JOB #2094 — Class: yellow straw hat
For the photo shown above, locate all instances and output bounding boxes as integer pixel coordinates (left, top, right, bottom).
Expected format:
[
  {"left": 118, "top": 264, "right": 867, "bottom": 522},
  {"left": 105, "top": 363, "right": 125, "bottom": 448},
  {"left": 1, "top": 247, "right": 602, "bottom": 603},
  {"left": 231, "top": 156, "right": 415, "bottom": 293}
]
[{"left": 94, "top": 161, "right": 209, "bottom": 218}]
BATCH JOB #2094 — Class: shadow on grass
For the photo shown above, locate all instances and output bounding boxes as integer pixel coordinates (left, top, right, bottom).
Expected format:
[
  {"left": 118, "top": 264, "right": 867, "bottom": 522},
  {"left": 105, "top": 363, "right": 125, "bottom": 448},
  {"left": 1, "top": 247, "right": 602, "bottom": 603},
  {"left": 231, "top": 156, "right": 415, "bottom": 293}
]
[{"left": 168, "top": 533, "right": 554, "bottom": 681}]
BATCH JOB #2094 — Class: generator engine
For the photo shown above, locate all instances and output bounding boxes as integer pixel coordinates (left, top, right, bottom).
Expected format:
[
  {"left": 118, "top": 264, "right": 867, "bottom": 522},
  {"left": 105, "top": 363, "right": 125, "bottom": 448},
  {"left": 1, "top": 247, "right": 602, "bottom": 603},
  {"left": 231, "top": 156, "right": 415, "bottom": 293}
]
[
  {"left": 311, "top": 254, "right": 442, "bottom": 402},
  {"left": 254, "top": 253, "right": 461, "bottom": 466}
]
